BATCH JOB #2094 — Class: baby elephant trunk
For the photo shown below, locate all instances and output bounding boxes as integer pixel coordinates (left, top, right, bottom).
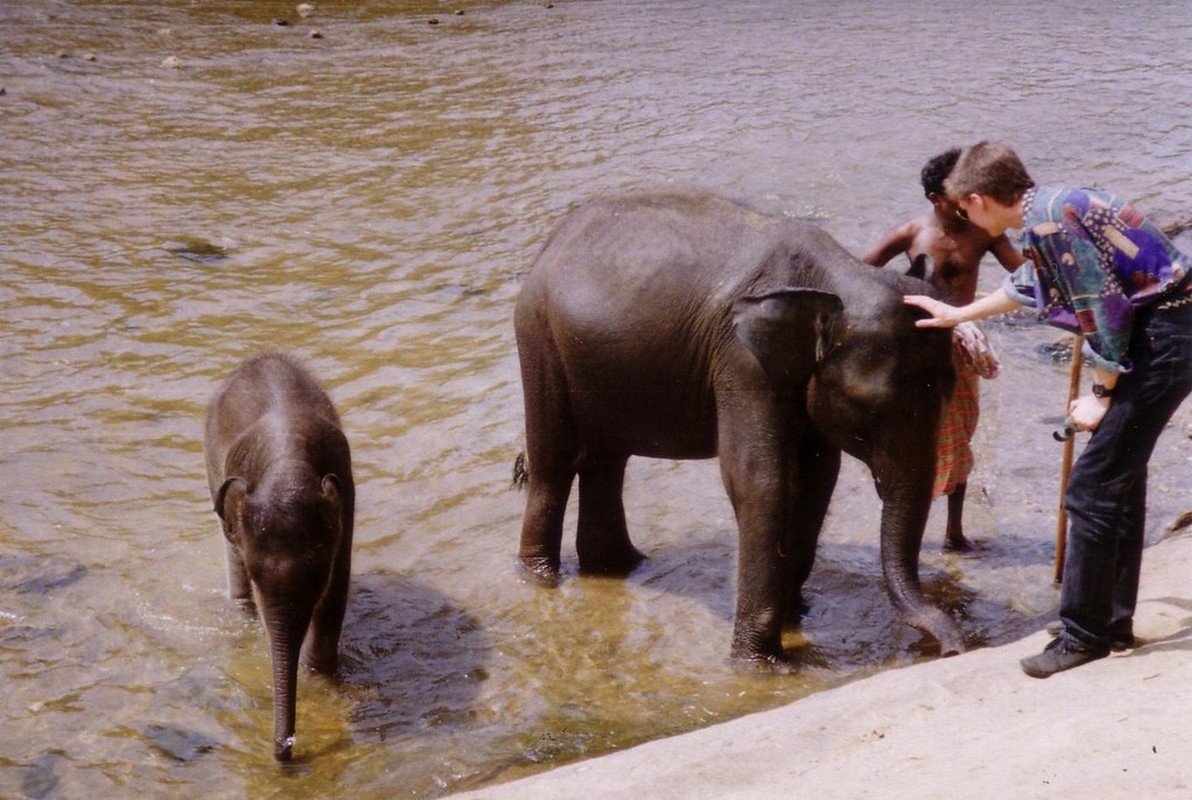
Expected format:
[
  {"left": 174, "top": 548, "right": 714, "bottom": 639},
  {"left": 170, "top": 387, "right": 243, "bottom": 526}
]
[{"left": 266, "top": 610, "right": 310, "bottom": 762}]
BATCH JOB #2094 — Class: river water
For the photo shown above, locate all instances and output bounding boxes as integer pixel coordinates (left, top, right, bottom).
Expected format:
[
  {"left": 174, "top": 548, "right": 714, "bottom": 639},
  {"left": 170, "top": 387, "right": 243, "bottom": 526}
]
[{"left": 2, "top": 0, "right": 1190, "bottom": 797}]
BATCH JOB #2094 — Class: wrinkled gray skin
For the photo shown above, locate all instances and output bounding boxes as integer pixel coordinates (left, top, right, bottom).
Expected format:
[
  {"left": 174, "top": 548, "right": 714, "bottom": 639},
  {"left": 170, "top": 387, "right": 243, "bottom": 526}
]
[
  {"left": 204, "top": 352, "right": 354, "bottom": 761},
  {"left": 514, "top": 191, "right": 961, "bottom": 665}
]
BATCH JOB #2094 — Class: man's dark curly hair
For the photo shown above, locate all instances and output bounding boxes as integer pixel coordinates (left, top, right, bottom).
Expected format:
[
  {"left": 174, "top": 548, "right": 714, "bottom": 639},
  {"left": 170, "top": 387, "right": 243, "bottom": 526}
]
[{"left": 920, "top": 148, "right": 961, "bottom": 198}]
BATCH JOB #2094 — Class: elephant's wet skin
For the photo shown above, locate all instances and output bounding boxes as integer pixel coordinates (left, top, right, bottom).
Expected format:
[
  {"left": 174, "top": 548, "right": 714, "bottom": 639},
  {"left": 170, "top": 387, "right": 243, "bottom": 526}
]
[
  {"left": 514, "top": 190, "right": 962, "bottom": 664},
  {"left": 204, "top": 351, "right": 355, "bottom": 761}
]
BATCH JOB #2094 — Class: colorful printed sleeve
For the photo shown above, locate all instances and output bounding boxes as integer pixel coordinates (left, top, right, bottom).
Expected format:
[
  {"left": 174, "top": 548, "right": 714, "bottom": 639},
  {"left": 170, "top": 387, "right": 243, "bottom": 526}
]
[
  {"left": 1002, "top": 262, "right": 1043, "bottom": 308},
  {"left": 1010, "top": 187, "right": 1187, "bottom": 374},
  {"left": 1021, "top": 188, "right": 1148, "bottom": 374}
]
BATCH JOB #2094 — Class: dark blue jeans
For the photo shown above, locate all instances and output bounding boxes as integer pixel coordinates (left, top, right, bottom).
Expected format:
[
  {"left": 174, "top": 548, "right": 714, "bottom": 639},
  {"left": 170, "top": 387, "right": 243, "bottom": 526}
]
[{"left": 1059, "top": 301, "right": 1192, "bottom": 653}]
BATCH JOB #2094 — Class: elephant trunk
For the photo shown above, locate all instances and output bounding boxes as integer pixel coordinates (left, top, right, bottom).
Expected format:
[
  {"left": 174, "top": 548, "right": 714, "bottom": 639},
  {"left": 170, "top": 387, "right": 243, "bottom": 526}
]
[
  {"left": 879, "top": 478, "right": 965, "bottom": 656},
  {"left": 264, "top": 609, "right": 307, "bottom": 762}
]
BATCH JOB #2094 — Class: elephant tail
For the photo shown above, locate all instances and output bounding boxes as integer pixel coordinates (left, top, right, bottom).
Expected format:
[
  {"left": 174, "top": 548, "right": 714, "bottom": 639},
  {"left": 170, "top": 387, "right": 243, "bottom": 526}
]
[{"left": 511, "top": 451, "right": 529, "bottom": 490}]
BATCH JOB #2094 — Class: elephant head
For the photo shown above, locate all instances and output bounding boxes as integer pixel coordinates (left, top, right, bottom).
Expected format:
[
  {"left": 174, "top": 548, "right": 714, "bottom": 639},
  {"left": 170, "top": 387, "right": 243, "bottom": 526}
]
[
  {"left": 215, "top": 471, "right": 346, "bottom": 762},
  {"left": 734, "top": 283, "right": 963, "bottom": 656}
]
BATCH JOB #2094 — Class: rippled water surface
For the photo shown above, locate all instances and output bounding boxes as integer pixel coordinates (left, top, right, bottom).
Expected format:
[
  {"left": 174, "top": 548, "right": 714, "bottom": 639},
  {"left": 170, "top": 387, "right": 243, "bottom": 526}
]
[{"left": 3, "top": 1, "right": 1191, "bottom": 797}]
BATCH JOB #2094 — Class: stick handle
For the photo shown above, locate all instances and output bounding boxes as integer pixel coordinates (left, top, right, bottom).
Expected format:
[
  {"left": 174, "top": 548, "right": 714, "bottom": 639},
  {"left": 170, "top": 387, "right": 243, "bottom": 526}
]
[{"left": 1054, "top": 334, "right": 1084, "bottom": 583}]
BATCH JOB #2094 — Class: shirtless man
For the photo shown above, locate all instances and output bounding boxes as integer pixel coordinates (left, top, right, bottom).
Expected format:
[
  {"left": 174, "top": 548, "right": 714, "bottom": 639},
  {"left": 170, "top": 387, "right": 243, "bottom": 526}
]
[{"left": 864, "top": 148, "right": 1026, "bottom": 550}]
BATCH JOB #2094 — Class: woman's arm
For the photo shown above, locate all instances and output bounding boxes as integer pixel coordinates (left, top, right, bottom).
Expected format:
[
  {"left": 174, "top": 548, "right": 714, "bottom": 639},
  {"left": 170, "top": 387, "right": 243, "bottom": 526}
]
[{"left": 903, "top": 286, "right": 1021, "bottom": 328}]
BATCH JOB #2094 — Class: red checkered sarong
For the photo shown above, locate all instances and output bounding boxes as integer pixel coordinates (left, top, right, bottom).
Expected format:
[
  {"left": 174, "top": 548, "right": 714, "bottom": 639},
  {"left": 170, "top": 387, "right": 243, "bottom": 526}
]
[
  {"left": 933, "top": 322, "right": 999, "bottom": 498},
  {"left": 933, "top": 360, "right": 979, "bottom": 498}
]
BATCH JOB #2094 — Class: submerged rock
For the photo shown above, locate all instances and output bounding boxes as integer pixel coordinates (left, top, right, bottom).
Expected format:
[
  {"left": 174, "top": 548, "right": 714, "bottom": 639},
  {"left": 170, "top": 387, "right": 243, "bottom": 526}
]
[
  {"left": 21, "top": 753, "right": 62, "bottom": 800},
  {"left": 162, "top": 237, "right": 232, "bottom": 264},
  {"left": 144, "top": 724, "right": 220, "bottom": 762}
]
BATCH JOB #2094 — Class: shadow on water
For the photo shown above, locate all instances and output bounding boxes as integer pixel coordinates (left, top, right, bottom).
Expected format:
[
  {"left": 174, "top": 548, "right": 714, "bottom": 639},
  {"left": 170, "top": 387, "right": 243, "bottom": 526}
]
[
  {"left": 0, "top": 555, "right": 88, "bottom": 595},
  {"left": 338, "top": 570, "right": 490, "bottom": 744}
]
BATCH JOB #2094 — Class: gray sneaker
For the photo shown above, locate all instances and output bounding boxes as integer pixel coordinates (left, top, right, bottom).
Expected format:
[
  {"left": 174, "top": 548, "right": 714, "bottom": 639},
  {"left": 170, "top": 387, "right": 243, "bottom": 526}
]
[{"left": 1021, "top": 637, "right": 1108, "bottom": 679}]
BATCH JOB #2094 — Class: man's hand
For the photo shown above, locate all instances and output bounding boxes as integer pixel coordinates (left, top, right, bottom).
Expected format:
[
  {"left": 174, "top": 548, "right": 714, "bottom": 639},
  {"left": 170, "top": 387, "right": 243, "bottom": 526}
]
[{"left": 1069, "top": 394, "right": 1110, "bottom": 431}]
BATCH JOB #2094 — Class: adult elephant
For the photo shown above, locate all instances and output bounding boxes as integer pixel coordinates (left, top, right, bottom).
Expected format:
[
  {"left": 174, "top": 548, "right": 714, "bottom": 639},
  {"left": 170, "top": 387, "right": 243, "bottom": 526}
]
[{"left": 514, "top": 190, "right": 962, "bottom": 664}]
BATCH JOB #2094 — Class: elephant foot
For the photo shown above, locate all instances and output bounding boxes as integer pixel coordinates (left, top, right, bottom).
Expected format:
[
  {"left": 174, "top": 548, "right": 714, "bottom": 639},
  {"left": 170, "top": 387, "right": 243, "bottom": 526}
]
[
  {"left": 942, "top": 533, "right": 983, "bottom": 553},
  {"left": 300, "top": 651, "right": 339, "bottom": 676},
  {"left": 518, "top": 555, "right": 562, "bottom": 587},
  {"left": 730, "top": 618, "right": 787, "bottom": 670},
  {"left": 729, "top": 648, "right": 795, "bottom": 674},
  {"left": 577, "top": 545, "right": 646, "bottom": 577}
]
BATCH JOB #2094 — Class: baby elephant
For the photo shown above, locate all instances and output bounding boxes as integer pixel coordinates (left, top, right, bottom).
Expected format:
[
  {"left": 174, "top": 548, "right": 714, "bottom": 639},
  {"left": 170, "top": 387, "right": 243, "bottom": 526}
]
[{"left": 204, "top": 352, "right": 354, "bottom": 762}]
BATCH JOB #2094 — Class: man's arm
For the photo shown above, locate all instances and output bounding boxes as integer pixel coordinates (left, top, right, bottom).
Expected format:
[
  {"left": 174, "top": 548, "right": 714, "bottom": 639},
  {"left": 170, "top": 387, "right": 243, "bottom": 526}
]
[
  {"left": 988, "top": 234, "right": 1027, "bottom": 272},
  {"left": 862, "top": 222, "right": 916, "bottom": 267}
]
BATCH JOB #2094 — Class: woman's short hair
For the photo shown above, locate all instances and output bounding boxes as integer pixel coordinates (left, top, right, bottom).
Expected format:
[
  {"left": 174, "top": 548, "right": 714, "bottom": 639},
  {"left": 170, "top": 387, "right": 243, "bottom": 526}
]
[{"left": 944, "top": 141, "right": 1035, "bottom": 206}]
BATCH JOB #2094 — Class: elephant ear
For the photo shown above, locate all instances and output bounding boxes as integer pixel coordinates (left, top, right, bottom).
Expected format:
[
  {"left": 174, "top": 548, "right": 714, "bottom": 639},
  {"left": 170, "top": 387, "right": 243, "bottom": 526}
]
[
  {"left": 320, "top": 474, "right": 348, "bottom": 544},
  {"left": 215, "top": 477, "right": 248, "bottom": 544},
  {"left": 733, "top": 288, "right": 844, "bottom": 388},
  {"left": 321, "top": 474, "right": 343, "bottom": 507}
]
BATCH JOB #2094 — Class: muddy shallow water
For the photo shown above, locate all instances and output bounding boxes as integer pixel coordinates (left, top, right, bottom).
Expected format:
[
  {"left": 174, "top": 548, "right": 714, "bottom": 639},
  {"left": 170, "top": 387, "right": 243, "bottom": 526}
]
[{"left": 2, "top": 0, "right": 1190, "bottom": 797}]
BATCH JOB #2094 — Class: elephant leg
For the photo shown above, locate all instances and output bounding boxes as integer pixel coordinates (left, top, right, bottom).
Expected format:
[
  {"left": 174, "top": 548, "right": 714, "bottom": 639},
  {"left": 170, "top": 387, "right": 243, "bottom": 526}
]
[
  {"left": 516, "top": 331, "right": 578, "bottom": 581},
  {"left": 725, "top": 476, "right": 787, "bottom": 663},
  {"left": 576, "top": 454, "right": 644, "bottom": 574},
  {"left": 518, "top": 463, "right": 573, "bottom": 581},
  {"left": 303, "top": 600, "right": 344, "bottom": 674},
  {"left": 514, "top": 388, "right": 573, "bottom": 582},
  {"left": 717, "top": 397, "right": 793, "bottom": 664},
  {"left": 302, "top": 541, "right": 350, "bottom": 674},
  {"left": 781, "top": 432, "right": 840, "bottom": 622}
]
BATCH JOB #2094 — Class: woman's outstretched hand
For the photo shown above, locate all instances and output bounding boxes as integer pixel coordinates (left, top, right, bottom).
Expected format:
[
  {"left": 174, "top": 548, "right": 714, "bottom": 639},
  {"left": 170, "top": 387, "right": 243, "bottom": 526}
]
[
  {"left": 904, "top": 286, "right": 1019, "bottom": 329},
  {"left": 904, "top": 295, "right": 963, "bottom": 328}
]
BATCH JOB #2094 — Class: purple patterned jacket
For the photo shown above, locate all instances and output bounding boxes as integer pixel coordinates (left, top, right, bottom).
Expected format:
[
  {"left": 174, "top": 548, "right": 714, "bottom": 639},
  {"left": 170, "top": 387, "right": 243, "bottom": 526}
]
[{"left": 1003, "top": 186, "right": 1188, "bottom": 374}]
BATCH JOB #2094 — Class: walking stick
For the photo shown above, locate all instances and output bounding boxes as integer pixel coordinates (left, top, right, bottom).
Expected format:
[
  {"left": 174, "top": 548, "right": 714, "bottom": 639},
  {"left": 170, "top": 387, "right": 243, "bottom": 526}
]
[{"left": 1053, "top": 333, "right": 1084, "bottom": 583}]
